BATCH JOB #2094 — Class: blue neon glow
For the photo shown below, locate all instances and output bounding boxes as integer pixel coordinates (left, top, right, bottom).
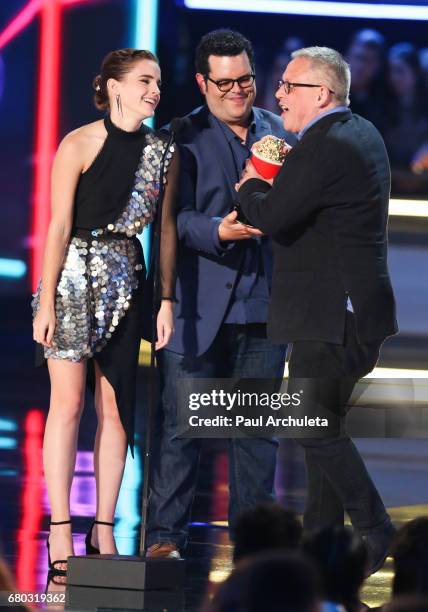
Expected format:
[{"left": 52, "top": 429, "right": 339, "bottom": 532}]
[
  {"left": 0, "top": 418, "right": 18, "bottom": 432},
  {"left": 132, "top": 0, "right": 159, "bottom": 130},
  {"left": 131, "top": 0, "right": 159, "bottom": 266},
  {"left": 116, "top": 446, "right": 142, "bottom": 554},
  {"left": 0, "top": 437, "right": 17, "bottom": 449},
  {"left": 133, "top": 0, "right": 159, "bottom": 58},
  {"left": 0, "top": 258, "right": 27, "bottom": 278},
  {"left": 183, "top": 0, "right": 428, "bottom": 20},
  {"left": 0, "top": 469, "right": 18, "bottom": 477}
]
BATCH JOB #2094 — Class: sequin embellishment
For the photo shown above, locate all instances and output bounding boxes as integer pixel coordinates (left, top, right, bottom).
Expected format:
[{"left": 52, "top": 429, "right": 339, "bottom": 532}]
[
  {"left": 91, "top": 133, "right": 175, "bottom": 237},
  {"left": 32, "top": 133, "right": 175, "bottom": 362}
]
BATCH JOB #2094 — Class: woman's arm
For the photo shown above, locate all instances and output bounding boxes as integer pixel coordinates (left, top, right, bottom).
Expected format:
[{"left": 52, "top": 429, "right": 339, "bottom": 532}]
[
  {"left": 155, "top": 148, "right": 179, "bottom": 350},
  {"left": 33, "top": 133, "right": 85, "bottom": 347}
]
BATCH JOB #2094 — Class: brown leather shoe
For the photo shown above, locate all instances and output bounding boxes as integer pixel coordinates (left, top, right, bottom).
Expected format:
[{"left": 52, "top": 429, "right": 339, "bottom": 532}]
[{"left": 146, "top": 543, "right": 181, "bottom": 559}]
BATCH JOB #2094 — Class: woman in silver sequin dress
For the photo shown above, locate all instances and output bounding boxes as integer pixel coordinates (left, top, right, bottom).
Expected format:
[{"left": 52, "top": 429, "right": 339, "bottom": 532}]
[{"left": 32, "top": 49, "right": 178, "bottom": 573}]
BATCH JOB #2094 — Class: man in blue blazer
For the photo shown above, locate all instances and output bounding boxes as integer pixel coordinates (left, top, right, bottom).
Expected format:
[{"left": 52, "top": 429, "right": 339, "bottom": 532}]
[{"left": 146, "top": 30, "right": 295, "bottom": 558}]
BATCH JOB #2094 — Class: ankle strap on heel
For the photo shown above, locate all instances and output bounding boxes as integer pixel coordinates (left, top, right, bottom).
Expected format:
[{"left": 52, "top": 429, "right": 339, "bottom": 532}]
[
  {"left": 50, "top": 519, "right": 72, "bottom": 525},
  {"left": 94, "top": 520, "right": 114, "bottom": 526}
]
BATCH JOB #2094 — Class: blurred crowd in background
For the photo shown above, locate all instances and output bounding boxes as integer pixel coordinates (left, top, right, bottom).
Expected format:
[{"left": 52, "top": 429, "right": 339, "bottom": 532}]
[
  {"left": 203, "top": 506, "right": 428, "bottom": 612},
  {"left": 258, "top": 29, "right": 428, "bottom": 197}
]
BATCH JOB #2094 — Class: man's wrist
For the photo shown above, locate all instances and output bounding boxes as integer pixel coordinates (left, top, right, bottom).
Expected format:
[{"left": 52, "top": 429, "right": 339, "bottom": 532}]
[{"left": 213, "top": 217, "right": 234, "bottom": 253}]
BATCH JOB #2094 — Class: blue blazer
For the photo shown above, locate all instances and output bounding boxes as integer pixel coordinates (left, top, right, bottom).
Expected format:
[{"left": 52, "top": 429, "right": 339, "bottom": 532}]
[{"left": 167, "top": 105, "right": 294, "bottom": 356}]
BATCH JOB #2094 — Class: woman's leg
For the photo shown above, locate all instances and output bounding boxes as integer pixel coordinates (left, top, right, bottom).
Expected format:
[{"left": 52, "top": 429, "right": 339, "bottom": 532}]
[
  {"left": 92, "top": 362, "right": 127, "bottom": 554},
  {"left": 44, "top": 358, "right": 87, "bottom": 568}
]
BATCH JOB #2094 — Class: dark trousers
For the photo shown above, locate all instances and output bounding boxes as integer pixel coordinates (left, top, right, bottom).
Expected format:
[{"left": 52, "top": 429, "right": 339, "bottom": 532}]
[
  {"left": 146, "top": 323, "right": 286, "bottom": 549},
  {"left": 288, "top": 312, "right": 389, "bottom": 534}
]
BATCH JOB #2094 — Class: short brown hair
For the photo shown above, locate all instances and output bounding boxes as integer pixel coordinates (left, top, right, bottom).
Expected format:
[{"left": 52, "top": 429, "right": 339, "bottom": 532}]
[{"left": 93, "top": 48, "right": 159, "bottom": 110}]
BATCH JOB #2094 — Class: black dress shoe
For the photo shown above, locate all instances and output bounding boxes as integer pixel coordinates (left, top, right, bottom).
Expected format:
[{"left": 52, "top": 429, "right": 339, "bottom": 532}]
[{"left": 364, "top": 520, "right": 396, "bottom": 575}]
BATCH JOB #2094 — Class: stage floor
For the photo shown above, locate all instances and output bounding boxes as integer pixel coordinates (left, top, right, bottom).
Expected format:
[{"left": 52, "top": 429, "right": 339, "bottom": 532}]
[
  {"left": 1, "top": 423, "right": 428, "bottom": 610},
  {"left": 1, "top": 286, "right": 427, "bottom": 610}
]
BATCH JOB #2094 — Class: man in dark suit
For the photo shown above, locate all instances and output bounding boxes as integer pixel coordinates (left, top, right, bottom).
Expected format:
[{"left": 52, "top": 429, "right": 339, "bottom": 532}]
[
  {"left": 145, "top": 30, "right": 295, "bottom": 559},
  {"left": 236, "top": 46, "right": 398, "bottom": 574}
]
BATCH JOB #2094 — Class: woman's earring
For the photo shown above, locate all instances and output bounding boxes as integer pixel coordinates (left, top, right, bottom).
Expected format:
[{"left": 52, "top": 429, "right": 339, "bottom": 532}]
[{"left": 116, "top": 94, "right": 123, "bottom": 117}]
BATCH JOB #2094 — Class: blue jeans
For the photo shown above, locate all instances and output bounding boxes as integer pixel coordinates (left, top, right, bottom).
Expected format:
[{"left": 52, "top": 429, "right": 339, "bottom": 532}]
[{"left": 146, "top": 323, "right": 286, "bottom": 550}]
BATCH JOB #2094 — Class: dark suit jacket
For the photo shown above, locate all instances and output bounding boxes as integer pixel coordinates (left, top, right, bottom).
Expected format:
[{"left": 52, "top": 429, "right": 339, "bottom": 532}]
[
  {"left": 237, "top": 110, "right": 398, "bottom": 344},
  {"left": 167, "top": 105, "right": 295, "bottom": 356}
]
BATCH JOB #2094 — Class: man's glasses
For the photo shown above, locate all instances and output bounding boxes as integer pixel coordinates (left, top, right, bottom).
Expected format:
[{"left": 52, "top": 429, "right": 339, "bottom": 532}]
[
  {"left": 278, "top": 79, "right": 335, "bottom": 95},
  {"left": 205, "top": 74, "right": 256, "bottom": 92}
]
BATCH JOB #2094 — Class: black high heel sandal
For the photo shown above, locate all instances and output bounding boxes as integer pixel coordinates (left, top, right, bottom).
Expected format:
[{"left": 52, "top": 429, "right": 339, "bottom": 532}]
[
  {"left": 85, "top": 519, "right": 115, "bottom": 555},
  {"left": 46, "top": 519, "right": 72, "bottom": 575}
]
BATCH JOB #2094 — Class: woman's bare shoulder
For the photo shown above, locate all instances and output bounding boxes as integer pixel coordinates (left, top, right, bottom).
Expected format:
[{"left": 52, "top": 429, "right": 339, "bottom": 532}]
[
  {"left": 64, "top": 119, "right": 107, "bottom": 147},
  {"left": 54, "top": 120, "right": 107, "bottom": 168}
]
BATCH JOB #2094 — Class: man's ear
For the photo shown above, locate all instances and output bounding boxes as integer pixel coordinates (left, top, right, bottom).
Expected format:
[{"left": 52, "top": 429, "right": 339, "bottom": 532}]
[
  {"left": 195, "top": 73, "right": 207, "bottom": 96},
  {"left": 317, "top": 86, "right": 330, "bottom": 108}
]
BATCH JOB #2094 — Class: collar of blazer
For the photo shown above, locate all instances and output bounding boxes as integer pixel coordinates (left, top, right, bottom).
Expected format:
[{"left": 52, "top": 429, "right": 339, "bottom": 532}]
[
  {"left": 299, "top": 108, "right": 352, "bottom": 141},
  {"left": 183, "top": 105, "right": 273, "bottom": 197}
]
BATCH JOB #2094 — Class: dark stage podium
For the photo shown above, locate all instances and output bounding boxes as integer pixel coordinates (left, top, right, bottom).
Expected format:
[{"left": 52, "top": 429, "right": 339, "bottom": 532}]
[{"left": 66, "top": 554, "right": 186, "bottom": 610}]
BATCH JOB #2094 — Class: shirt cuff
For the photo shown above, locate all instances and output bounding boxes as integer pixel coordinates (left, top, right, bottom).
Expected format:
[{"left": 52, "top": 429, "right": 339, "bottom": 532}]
[{"left": 212, "top": 217, "right": 235, "bottom": 255}]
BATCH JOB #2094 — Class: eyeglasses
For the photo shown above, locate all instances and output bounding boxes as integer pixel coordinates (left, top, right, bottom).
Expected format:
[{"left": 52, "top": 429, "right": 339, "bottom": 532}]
[
  {"left": 278, "top": 79, "right": 335, "bottom": 95},
  {"left": 205, "top": 74, "right": 256, "bottom": 92}
]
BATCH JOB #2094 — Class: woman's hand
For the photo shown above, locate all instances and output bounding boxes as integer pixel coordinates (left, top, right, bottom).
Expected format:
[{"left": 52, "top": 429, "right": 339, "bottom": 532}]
[
  {"left": 33, "top": 303, "right": 56, "bottom": 348},
  {"left": 155, "top": 300, "right": 175, "bottom": 350}
]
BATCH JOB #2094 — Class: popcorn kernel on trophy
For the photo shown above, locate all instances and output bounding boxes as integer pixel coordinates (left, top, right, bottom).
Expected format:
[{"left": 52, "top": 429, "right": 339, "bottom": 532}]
[{"left": 251, "top": 135, "right": 290, "bottom": 179}]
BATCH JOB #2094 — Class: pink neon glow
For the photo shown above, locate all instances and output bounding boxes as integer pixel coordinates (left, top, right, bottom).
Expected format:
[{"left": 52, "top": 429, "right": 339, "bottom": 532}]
[
  {"left": 0, "top": 0, "right": 93, "bottom": 51},
  {"left": 31, "top": 0, "right": 62, "bottom": 290},
  {"left": 16, "top": 410, "right": 45, "bottom": 592},
  {"left": 0, "top": 0, "right": 95, "bottom": 289},
  {"left": 63, "top": 0, "right": 97, "bottom": 4},
  {"left": 0, "top": 1, "right": 40, "bottom": 51}
]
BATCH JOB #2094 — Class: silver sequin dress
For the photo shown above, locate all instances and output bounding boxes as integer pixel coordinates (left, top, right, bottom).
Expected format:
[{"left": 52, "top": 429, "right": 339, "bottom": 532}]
[{"left": 32, "top": 115, "right": 178, "bottom": 450}]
